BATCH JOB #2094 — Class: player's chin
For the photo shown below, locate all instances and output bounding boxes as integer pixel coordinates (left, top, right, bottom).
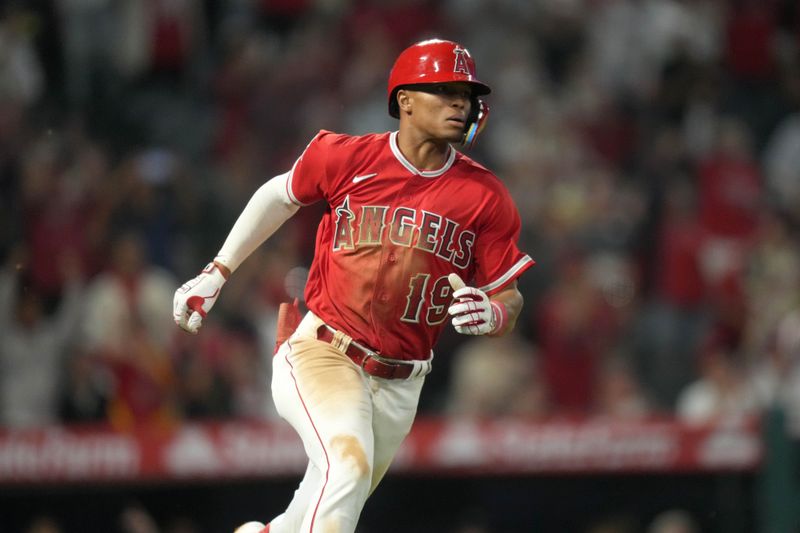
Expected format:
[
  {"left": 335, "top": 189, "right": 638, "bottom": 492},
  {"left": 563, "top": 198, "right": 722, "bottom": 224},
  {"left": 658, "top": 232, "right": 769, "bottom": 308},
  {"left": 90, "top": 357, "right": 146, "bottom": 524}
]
[{"left": 441, "top": 123, "right": 465, "bottom": 143}]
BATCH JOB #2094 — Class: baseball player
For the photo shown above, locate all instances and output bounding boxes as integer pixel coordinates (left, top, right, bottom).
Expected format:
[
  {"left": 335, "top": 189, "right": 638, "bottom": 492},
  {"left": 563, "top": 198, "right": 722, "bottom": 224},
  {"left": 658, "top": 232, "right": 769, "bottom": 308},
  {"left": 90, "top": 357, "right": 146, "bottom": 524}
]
[{"left": 173, "top": 38, "right": 534, "bottom": 533}]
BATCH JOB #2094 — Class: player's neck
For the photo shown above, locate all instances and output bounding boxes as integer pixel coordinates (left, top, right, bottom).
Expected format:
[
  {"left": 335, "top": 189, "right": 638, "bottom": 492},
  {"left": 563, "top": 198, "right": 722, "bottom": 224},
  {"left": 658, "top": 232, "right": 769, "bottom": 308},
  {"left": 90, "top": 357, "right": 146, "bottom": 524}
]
[{"left": 396, "top": 129, "right": 451, "bottom": 171}]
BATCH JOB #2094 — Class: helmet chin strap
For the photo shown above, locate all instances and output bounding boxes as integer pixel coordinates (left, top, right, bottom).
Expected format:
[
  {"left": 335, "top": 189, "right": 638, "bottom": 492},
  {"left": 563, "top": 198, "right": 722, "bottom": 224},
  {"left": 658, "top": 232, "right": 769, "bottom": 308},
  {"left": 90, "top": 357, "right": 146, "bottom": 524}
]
[{"left": 461, "top": 99, "right": 489, "bottom": 149}]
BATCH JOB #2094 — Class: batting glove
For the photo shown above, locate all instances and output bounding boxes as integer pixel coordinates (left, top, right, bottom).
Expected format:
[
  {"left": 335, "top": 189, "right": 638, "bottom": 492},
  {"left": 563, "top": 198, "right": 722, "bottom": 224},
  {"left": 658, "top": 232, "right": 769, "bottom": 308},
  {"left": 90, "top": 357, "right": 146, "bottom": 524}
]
[
  {"left": 447, "top": 273, "right": 507, "bottom": 336},
  {"left": 173, "top": 262, "right": 228, "bottom": 334}
]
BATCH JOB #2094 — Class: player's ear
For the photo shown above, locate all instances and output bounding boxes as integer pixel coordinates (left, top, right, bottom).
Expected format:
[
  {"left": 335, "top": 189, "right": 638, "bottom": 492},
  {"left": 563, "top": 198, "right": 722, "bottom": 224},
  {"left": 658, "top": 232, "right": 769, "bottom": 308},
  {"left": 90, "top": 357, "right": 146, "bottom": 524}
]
[{"left": 397, "top": 89, "right": 412, "bottom": 115}]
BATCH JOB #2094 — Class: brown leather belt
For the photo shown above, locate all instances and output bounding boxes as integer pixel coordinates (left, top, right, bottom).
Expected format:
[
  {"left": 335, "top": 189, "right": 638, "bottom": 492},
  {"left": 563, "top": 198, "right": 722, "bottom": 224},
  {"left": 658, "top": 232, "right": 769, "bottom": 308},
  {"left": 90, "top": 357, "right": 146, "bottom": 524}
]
[{"left": 316, "top": 325, "right": 415, "bottom": 380}]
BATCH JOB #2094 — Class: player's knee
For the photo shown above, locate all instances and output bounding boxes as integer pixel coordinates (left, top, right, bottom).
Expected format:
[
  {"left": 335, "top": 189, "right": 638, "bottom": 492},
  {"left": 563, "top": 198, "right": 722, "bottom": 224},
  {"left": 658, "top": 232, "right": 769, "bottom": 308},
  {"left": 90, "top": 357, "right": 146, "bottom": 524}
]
[{"left": 329, "top": 434, "right": 372, "bottom": 483}]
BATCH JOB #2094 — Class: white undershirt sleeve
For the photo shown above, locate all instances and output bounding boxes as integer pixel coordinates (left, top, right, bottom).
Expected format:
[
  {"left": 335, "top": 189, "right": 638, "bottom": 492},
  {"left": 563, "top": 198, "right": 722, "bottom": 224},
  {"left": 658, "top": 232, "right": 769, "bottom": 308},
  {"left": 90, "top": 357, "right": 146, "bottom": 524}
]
[{"left": 214, "top": 171, "right": 300, "bottom": 273}]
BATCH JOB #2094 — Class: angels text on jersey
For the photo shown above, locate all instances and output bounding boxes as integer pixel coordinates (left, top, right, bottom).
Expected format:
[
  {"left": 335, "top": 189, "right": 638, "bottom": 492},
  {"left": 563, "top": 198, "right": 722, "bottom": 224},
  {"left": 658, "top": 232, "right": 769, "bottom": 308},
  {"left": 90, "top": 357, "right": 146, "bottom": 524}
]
[{"left": 332, "top": 195, "right": 475, "bottom": 270}]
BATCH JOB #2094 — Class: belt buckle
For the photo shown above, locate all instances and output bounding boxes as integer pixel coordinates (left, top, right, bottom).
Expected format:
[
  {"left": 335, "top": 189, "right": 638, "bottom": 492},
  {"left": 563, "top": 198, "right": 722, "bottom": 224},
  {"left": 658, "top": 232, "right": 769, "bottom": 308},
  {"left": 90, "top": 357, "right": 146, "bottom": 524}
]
[
  {"left": 347, "top": 337, "right": 401, "bottom": 379},
  {"left": 350, "top": 339, "right": 377, "bottom": 365},
  {"left": 357, "top": 345, "right": 396, "bottom": 379},
  {"left": 360, "top": 347, "right": 379, "bottom": 371}
]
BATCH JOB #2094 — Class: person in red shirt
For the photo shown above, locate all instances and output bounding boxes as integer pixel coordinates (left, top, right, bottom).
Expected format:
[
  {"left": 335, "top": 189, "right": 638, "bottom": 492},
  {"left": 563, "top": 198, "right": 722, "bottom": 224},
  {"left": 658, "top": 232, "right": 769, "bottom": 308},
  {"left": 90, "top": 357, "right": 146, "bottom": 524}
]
[{"left": 173, "top": 39, "right": 534, "bottom": 533}]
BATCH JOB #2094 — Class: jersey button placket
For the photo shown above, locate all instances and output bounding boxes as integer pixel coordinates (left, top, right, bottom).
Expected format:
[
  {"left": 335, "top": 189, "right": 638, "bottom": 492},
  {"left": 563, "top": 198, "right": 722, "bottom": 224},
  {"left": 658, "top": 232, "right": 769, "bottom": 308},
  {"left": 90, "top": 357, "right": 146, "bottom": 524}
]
[{"left": 377, "top": 247, "right": 400, "bottom": 305}]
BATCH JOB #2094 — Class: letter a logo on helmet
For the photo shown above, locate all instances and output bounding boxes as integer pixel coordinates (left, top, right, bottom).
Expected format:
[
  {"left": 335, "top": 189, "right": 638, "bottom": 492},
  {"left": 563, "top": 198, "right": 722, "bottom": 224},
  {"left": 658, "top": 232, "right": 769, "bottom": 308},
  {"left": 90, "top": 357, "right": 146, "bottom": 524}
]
[{"left": 453, "top": 48, "right": 471, "bottom": 75}]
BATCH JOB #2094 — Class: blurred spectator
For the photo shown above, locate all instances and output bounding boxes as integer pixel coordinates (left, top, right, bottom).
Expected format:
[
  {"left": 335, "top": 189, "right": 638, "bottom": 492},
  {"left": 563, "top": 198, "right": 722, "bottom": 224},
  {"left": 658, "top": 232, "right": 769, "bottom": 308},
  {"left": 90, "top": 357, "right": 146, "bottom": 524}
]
[
  {"left": 97, "top": 323, "right": 179, "bottom": 430},
  {"left": 0, "top": 5, "right": 44, "bottom": 106},
  {"left": 0, "top": 247, "right": 82, "bottom": 427},
  {"left": 445, "top": 333, "right": 546, "bottom": 419},
  {"left": 339, "top": 26, "right": 397, "bottom": 136},
  {"left": 750, "top": 309, "right": 800, "bottom": 437},
  {"left": 0, "top": 99, "right": 25, "bottom": 258},
  {"left": 741, "top": 210, "right": 800, "bottom": 357},
  {"left": 723, "top": 0, "right": 784, "bottom": 144},
  {"left": 211, "top": 30, "right": 277, "bottom": 162},
  {"left": 56, "top": 0, "right": 116, "bottom": 107},
  {"left": 81, "top": 230, "right": 176, "bottom": 352},
  {"left": 59, "top": 0, "right": 204, "bottom": 99},
  {"left": 103, "top": 149, "right": 187, "bottom": 270},
  {"left": 592, "top": 355, "right": 651, "bottom": 420},
  {"left": 173, "top": 317, "right": 270, "bottom": 420},
  {"left": 534, "top": 249, "right": 623, "bottom": 414},
  {"left": 119, "top": 503, "right": 159, "bottom": 533},
  {"left": 588, "top": 0, "right": 721, "bottom": 104},
  {"left": 650, "top": 174, "right": 705, "bottom": 307},
  {"left": 634, "top": 175, "right": 708, "bottom": 409},
  {"left": 20, "top": 132, "right": 98, "bottom": 298},
  {"left": 58, "top": 350, "right": 112, "bottom": 424},
  {"left": 675, "top": 335, "right": 760, "bottom": 424},
  {"left": 696, "top": 117, "right": 762, "bottom": 241},
  {"left": 646, "top": 509, "right": 699, "bottom": 533},
  {"left": 763, "top": 110, "right": 800, "bottom": 223},
  {"left": 80, "top": 230, "right": 178, "bottom": 429},
  {"left": 254, "top": 0, "right": 314, "bottom": 42},
  {"left": 174, "top": 335, "right": 233, "bottom": 419},
  {"left": 221, "top": 322, "right": 271, "bottom": 419},
  {"left": 724, "top": 0, "right": 777, "bottom": 82},
  {"left": 146, "top": 0, "right": 204, "bottom": 82},
  {"left": 344, "top": 0, "right": 444, "bottom": 53},
  {"left": 682, "top": 65, "right": 724, "bottom": 161}
]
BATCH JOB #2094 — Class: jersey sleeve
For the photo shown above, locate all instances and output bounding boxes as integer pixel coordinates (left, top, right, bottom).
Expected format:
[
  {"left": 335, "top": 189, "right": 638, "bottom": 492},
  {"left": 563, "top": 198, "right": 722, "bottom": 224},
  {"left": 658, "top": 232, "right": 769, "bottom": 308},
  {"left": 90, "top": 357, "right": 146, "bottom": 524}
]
[
  {"left": 472, "top": 186, "right": 535, "bottom": 295},
  {"left": 285, "top": 130, "right": 336, "bottom": 206}
]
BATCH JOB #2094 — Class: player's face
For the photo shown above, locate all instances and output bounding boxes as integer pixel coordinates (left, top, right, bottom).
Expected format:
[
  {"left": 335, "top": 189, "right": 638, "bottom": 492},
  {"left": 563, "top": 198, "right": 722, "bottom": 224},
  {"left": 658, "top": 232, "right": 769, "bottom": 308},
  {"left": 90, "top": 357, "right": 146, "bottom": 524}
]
[{"left": 402, "top": 82, "right": 473, "bottom": 143}]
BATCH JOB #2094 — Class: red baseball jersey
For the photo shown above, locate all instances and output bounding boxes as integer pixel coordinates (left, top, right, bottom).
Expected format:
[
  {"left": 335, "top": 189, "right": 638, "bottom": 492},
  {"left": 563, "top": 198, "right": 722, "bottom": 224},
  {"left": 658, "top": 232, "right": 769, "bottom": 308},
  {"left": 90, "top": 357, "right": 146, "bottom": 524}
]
[{"left": 286, "top": 130, "right": 534, "bottom": 360}]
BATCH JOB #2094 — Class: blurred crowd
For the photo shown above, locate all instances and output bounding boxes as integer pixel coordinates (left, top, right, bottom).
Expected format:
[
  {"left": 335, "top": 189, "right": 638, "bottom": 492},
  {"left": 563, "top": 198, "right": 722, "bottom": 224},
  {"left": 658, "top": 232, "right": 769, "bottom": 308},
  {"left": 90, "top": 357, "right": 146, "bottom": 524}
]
[{"left": 1, "top": 0, "right": 800, "bottom": 439}]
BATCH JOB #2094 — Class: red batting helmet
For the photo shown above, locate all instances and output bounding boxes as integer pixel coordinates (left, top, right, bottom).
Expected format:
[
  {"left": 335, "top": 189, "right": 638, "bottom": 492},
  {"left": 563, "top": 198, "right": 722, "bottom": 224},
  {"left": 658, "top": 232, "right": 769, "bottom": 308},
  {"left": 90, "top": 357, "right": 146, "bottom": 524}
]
[{"left": 387, "top": 39, "right": 491, "bottom": 119}]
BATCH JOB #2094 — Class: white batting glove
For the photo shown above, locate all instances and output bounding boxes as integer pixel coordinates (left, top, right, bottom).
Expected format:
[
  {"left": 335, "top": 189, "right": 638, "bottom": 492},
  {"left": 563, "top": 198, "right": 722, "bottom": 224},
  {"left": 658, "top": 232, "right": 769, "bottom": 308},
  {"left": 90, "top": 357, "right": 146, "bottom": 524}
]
[
  {"left": 447, "top": 273, "right": 507, "bottom": 336},
  {"left": 173, "top": 262, "right": 227, "bottom": 334}
]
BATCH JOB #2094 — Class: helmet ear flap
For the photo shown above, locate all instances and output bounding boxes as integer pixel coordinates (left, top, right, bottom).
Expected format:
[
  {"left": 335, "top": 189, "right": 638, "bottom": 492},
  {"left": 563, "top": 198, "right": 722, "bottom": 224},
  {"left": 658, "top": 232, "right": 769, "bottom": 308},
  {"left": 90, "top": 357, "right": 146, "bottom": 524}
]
[
  {"left": 461, "top": 98, "right": 490, "bottom": 149},
  {"left": 389, "top": 88, "right": 401, "bottom": 118}
]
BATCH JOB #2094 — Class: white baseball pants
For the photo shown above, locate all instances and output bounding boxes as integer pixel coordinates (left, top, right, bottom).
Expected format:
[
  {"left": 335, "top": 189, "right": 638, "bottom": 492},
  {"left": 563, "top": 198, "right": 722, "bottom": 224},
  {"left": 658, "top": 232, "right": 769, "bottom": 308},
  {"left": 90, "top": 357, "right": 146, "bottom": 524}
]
[{"left": 267, "top": 312, "right": 425, "bottom": 533}]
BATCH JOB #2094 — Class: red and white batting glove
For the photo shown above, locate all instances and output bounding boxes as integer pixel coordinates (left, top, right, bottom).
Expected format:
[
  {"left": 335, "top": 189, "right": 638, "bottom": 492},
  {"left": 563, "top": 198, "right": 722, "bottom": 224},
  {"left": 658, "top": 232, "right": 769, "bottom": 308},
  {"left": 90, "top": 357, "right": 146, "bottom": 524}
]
[
  {"left": 447, "top": 273, "right": 507, "bottom": 336},
  {"left": 173, "top": 261, "right": 228, "bottom": 334}
]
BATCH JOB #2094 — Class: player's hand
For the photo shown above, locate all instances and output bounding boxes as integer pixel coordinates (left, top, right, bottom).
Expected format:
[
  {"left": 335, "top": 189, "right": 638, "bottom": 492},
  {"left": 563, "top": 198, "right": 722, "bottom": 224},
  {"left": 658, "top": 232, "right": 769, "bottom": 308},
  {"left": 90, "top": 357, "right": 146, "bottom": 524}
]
[
  {"left": 173, "top": 262, "right": 228, "bottom": 334},
  {"left": 447, "top": 273, "right": 505, "bottom": 336}
]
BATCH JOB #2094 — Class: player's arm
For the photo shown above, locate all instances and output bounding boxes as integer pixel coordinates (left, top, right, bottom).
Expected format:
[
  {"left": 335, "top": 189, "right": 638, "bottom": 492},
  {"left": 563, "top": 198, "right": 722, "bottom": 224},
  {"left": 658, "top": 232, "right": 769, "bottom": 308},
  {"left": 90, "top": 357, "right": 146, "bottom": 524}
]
[
  {"left": 173, "top": 171, "right": 300, "bottom": 333},
  {"left": 447, "top": 274, "right": 523, "bottom": 337}
]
